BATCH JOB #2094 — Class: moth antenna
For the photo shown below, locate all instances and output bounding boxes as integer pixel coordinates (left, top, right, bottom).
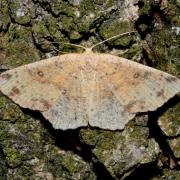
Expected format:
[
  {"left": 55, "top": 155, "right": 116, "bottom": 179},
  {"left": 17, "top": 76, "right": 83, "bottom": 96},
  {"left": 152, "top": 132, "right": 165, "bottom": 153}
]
[
  {"left": 53, "top": 47, "right": 69, "bottom": 54},
  {"left": 51, "top": 42, "right": 87, "bottom": 51},
  {"left": 91, "top": 31, "right": 137, "bottom": 50}
]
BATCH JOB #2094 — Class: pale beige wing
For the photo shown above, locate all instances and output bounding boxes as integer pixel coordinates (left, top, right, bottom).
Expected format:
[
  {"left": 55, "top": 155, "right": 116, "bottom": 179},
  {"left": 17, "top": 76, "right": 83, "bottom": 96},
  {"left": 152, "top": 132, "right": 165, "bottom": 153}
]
[
  {"left": 0, "top": 54, "right": 89, "bottom": 129},
  {"left": 1, "top": 52, "right": 179, "bottom": 131},
  {"left": 75, "top": 53, "right": 135, "bottom": 130},
  {"left": 87, "top": 74, "right": 135, "bottom": 130},
  {"left": 95, "top": 54, "right": 180, "bottom": 114}
]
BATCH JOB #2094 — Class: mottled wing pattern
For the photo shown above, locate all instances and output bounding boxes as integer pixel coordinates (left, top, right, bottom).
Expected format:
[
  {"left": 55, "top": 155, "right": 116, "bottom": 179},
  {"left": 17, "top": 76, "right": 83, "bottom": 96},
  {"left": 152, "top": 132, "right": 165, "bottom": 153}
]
[
  {"left": 0, "top": 54, "right": 90, "bottom": 129},
  {"left": 41, "top": 54, "right": 134, "bottom": 130},
  {"left": 95, "top": 54, "right": 180, "bottom": 114},
  {"left": 77, "top": 54, "right": 136, "bottom": 130},
  {"left": 0, "top": 52, "right": 180, "bottom": 130}
]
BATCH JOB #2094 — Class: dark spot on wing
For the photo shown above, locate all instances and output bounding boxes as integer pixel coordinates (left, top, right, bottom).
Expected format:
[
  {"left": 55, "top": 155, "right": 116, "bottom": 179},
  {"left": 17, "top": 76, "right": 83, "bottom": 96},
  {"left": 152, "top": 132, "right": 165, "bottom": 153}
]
[
  {"left": 32, "top": 98, "right": 51, "bottom": 110},
  {"left": 40, "top": 99, "right": 51, "bottom": 109},
  {"left": 62, "top": 89, "right": 67, "bottom": 95},
  {"left": 73, "top": 75, "right": 78, "bottom": 79},
  {"left": 78, "top": 66, "right": 84, "bottom": 70},
  {"left": 1, "top": 73, "right": 12, "bottom": 80},
  {"left": 133, "top": 72, "right": 140, "bottom": 79},
  {"left": 124, "top": 101, "right": 136, "bottom": 111},
  {"left": 37, "top": 71, "right": 44, "bottom": 77},
  {"left": 156, "top": 89, "right": 165, "bottom": 98},
  {"left": 9, "top": 87, "right": 20, "bottom": 97}
]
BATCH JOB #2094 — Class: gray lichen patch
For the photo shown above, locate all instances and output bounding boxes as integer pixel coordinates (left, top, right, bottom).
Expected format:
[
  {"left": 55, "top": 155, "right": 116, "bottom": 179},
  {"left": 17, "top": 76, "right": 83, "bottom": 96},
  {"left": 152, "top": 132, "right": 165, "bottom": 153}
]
[
  {"left": 2, "top": 24, "right": 40, "bottom": 68},
  {"left": 152, "top": 168, "right": 180, "bottom": 180},
  {"left": 80, "top": 117, "right": 160, "bottom": 179},
  {"left": 167, "top": 137, "right": 180, "bottom": 159},
  {"left": 158, "top": 102, "right": 180, "bottom": 137},
  {"left": 8, "top": 0, "right": 33, "bottom": 25},
  {"left": 0, "top": 94, "right": 96, "bottom": 179},
  {"left": 138, "top": 1, "right": 180, "bottom": 77},
  {"left": 99, "top": 20, "right": 135, "bottom": 47},
  {"left": 44, "top": 146, "right": 96, "bottom": 179},
  {"left": 145, "top": 30, "right": 180, "bottom": 76},
  {"left": 0, "top": 0, "right": 10, "bottom": 31}
]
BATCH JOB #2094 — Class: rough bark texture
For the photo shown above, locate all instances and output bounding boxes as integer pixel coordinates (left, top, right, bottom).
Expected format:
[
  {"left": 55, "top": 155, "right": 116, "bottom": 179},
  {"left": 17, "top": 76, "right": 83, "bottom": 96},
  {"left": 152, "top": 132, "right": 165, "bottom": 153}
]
[{"left": 0, "top": 0, "right": 179, "bottom": 179}]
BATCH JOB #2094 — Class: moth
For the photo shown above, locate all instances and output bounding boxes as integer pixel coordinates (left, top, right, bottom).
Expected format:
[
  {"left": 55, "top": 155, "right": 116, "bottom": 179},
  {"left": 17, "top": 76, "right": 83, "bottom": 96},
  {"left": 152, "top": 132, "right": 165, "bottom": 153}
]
[{"left": 0, "top": 33, "right": 180, "bottom": 130}]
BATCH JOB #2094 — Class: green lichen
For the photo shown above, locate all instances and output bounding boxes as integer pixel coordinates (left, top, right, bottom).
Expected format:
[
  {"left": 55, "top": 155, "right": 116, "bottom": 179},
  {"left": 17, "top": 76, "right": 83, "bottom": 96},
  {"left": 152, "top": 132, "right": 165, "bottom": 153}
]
[
  {"left": 121, "top": 41, "right": 143, "bottom": 61},
  {"left": 4, "top": 148, "right": 22, "bottom": 168},
  {"left": 138, "top": 0, "right": 180, "bottom": 76},
  {"left": 0, "top": 95, "right": 25, "bottom": 122},
  {"left": 81, "top": 0, "right": 95, "bottom": 12},
  {"left": 32, "top": 21, "right": 50, "bottom": 38},
  {"left": 167, "top": 137, "right": 180, "bottom": 158},
  {"left": 52, "top": 1, "right": 75, "bottom": 17},
  {"left": 138, "top": 0, "right": 151, "bottom": 15},
  {"left": 8, "top": 0, "right": 31, "bottom": 25},
  {"left": 148, "top": 30, "right": 180, "bottom": 75},
  {"left": 99, "top": 20, "right": 134, "bottom": 47},
  {"left": 44, "top": 144, "right": 96, "bottom": 179},
  {"left": 0, "top": 0, "right": 179, "bottom": 179},
  {"left": 158, "top": 101, "right": 180, "bottom": 137},
  {"left": 0, "top": 0, "right": 10, "bottom": 30},
  {"left": 152, "top": 169, "right": 180, "bottom": 180},
  {"left": 4, "top": 24, "right": 40, "bottom": 67},
  {"left": 79, "top": 128, "right": 100, "bottom": 146},
  {"left": 0, "top": 94, "right": 95, "bottom": 178},
  {"left": 37, "top": 0, "right": 75, "bottom": 17},
  {"left": 45, "top": 16, "right": 64, "bottom": 42},
  {"left": 80, "top": 119, "right": 159, "bottom": 179}
]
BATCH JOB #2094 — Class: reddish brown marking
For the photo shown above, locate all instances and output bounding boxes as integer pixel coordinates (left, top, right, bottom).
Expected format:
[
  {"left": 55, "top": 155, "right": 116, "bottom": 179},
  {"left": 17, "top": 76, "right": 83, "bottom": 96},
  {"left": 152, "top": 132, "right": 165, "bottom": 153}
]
[
  {"left": 9, "top": 87, "right": 20, "bottom": 97},
  {"left": 32, "top": 98, "right": 51, "bottom": 110},
  {"left": 40, "top": 99, "right": 51, "bottom": 109},
  {"left": 133, "top": 72, "right": 140, "bottom": 79},
  {"left": 1, "top": 73, "right": 12, "bottom": 80},
  {"left": 156, "top": 89, "right": 165, "bottom": 98},
  {"left": 124, "top": 101, "right": 136, "bottom": 111}
]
